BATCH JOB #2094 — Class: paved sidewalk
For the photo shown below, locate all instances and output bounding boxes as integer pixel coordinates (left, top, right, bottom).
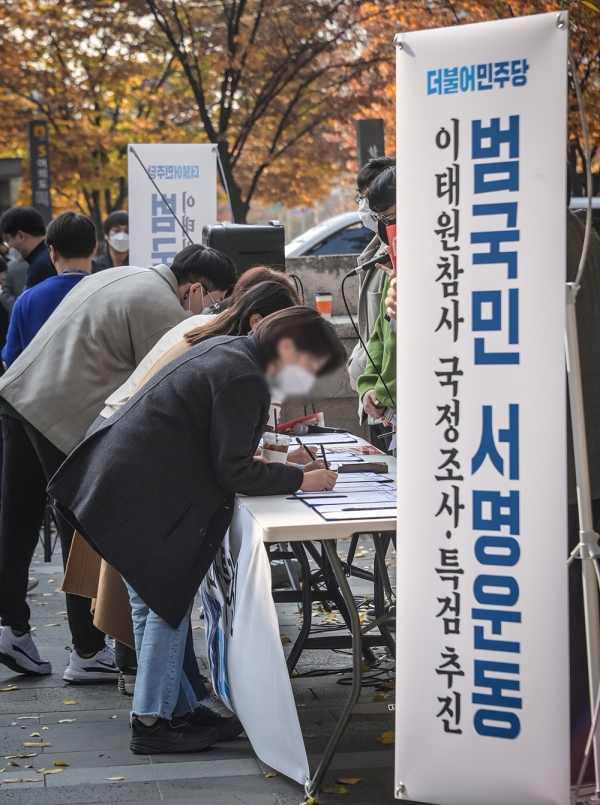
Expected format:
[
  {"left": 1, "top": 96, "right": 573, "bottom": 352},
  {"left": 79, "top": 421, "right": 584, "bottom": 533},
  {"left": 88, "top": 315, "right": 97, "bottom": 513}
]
[{"left": 0, "top": 544, "right": 396, "bottom": 804}]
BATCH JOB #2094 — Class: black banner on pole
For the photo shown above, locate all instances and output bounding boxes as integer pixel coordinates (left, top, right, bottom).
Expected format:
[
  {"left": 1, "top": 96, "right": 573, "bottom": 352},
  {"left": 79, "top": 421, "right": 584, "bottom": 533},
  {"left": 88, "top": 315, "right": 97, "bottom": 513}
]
[
  {"left": 28, "top": 121, "right": 52, "bottom": 224},
  {"left": 355, "top": 119, "right": 385, "bottom": 169}
]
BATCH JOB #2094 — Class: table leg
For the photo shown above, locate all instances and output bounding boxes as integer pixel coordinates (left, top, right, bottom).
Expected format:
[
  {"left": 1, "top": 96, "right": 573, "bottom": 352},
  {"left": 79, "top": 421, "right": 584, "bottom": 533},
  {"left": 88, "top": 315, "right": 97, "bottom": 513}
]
[
  {"left": 373, "top": 534, "right": 396, "bottom": 655},
  {"left": 287, "top": 542, "right": 314, "bottom": 675},
  {"left": 305, "top": 540, "right": 363, "bottom": 800}
]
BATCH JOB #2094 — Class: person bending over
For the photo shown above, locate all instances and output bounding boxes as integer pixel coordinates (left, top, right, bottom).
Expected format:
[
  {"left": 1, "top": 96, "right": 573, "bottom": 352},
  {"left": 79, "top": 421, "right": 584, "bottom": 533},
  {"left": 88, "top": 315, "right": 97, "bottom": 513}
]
[
  {"left": 49, "top": 308, "right": 344, "bottom": 754},
  {"left": 0, "top": 244, "right": 236, "bottom": 683}
]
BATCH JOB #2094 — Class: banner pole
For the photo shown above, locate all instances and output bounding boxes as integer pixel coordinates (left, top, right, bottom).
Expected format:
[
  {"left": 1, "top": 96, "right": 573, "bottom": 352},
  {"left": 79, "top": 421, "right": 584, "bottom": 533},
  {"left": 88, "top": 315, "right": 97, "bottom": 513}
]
[{"left": 565, "top": 283, "right": 600, "bottom": 794}]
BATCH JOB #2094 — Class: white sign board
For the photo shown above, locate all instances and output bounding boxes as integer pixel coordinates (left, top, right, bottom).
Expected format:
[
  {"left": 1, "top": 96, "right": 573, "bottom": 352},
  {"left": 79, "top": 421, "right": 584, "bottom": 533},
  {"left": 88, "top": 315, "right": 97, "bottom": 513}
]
[
  {"left": 127, "top": 143, "right": 217, "bottom": 267},
  {"left": 201, "top": 501, "right": 309, "bottom": 786},
  {"left": 394, "top": 13, "right": 568, "bottom": 805}
]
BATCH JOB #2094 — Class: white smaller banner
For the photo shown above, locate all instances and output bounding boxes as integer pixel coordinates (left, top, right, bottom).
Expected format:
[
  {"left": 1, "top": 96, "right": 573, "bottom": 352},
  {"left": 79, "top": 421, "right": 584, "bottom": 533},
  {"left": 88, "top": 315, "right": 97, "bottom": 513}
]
[
  {"left": 127, "top": 143, "right": 217, "bottom": 267},
  {"left": 201, "top": 500, "right": 309, "bottom": 786}
]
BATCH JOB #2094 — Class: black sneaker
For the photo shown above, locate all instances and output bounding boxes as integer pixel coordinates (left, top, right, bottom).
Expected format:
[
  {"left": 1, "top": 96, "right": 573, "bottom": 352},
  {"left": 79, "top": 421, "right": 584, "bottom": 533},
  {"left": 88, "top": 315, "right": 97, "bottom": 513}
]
[
  {"left": 130, "top": 716, "right": 218, "bottom": 754},
  {"left": 185, "top": 703, "right": 244, "bottom": 742}
]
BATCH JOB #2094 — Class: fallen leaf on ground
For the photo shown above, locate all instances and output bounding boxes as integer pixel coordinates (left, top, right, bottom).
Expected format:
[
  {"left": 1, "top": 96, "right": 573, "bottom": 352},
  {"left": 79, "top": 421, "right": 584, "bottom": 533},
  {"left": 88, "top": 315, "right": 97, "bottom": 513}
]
[
  {"left": 23, "top": 742, "right": 51, "bottom": 748},
  {"left": 56, "top": 611, "right": 67, "bottom": 615},
  {"left": 303, "top": 733, "right": 316, "bottom": 739},
  {"left": 41, "top": 769, "right": 64, "bottom": 775},
  {"left": 53, "top": 761, "right": 69, "bottom": 767},
  {"left": 281, "top": 636, "right": 292, "bottom": 644},
  {"left": 16, "top": 717, "right": 38, "bottom": 720},
  {"left": 109, "top": 715, "right": 117, "bottom": 719},
  {"left": 3, "top": 778, "right": 24, "bottom": 783},
  {"left": 336, "top": 778, "right": 362, "bottom": 785},
  {"left": 42, "top": 593, "right": 53, "bottom": 596},
  {"left": 24, "top": 765, "right": 33, "bottom": 768},
  {"left": 30, "top": 732, "right": 40, "bottom": 737},
  {"left": 1, "top": 685, "right": 18, "bottom": 692},
  {"left": 322, "top": 784, "right": 349, "bottom": 794},
  {"left": 265, "top": 771, "right": 276, "bottom": 778},
  {"left": 43, "top": 623, "right": 59, "bottom": 627},
  {"left": 24, "top": 778, "right": 43, "bottom": 782},
  {"left": 5, "top": 753, "right": 36, "bottom": 759},
  {"left": 48, "top": 579, "right": 57, "bottom": 583},
  {"left": 57, "top": 719, "right": 77, "bottom": 723},
  {"left": 305, "top": 798, "right": 318, "bottom": 805},
  {"left": 7, "top": 761, "right": 20, "bottom": 766},
  {"left": 372, "top": 694, "right": 392, "bottom": 702},
  {"left": 107, "top": 776, "right": 124, "bottom": 781},
  {"left": 376, "top": 680, "right": 395, "bottom": 690},
  {"left": 42, "top": 727, "right": 49, "bottom": 730},
  {"left": 376, "top": 731, "right": 395, "bottom": 744},
  {"left": 62, "top": 700, "right": 77, "bottom": 705}
]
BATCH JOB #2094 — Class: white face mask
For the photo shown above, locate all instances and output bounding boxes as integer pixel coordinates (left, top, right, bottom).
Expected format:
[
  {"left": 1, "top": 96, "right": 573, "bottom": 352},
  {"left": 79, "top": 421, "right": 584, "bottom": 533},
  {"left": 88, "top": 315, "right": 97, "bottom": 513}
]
[
  {"left": 8, "top": 247, "right": 23, "bottom": 262},
  {"left": 358, "top": 197, "right": 378, "bottom": 233},
  {"left": 269, "top": 364, "right": 316, "bottom": 401},
  {"left": 109, "top": 232, "right": 129, "bottom": 253}
]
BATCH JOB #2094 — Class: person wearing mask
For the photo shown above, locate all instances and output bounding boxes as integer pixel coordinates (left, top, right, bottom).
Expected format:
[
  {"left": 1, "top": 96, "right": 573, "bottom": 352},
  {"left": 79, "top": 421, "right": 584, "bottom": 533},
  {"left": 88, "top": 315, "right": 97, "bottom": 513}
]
[
  {"left": 0, "top": 242, "right": 29, "bottom": 316},
  {"left": 0, "top": 206, "right": 56, "bottom": 289},
  {"left": 347, "top": 156, "right": 395, "bottom": 444},
  {"left": 48, "top": 307, "right": 343, "bottom": 753},
  {"left": 0, "top": 244, "right": 236, "bottom": 683},
  {"left": 92, "top": 210, "right": 129, "bottom": 272},
  {"left": 63, "top": 281, "right": 321, "bottom": 704},
  {"left": 2, "top": 212, "right": 96, "bottom": 368},
  {"left": 356, "top": 166, "right": 397, "bottom": 429}
]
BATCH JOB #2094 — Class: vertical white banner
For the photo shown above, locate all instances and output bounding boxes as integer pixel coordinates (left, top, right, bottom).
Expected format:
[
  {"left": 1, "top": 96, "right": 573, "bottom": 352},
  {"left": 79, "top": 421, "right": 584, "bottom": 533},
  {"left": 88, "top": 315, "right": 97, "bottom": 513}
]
[
  {"left": 395, "top": 13, "right": 568, "bottom": 805},
  {"left": 127, "top": 143, "right": 217, "bottom": 267}
]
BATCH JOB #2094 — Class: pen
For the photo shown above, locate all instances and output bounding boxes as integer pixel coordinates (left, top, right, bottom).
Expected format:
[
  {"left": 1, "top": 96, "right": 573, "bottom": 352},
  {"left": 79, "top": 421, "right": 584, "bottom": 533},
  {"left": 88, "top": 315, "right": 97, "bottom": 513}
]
[
  {"left": 295, "top": 436, "right": 315, "bottom": 464},
  {"left": 320, "top": 443, "right": 330, "bottom": 471}
]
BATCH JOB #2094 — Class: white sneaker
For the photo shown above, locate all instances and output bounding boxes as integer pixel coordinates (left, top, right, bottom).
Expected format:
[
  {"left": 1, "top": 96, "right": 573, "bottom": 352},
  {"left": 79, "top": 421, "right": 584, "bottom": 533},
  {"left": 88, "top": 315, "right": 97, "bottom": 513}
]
[
  {"left": 0, "top": 626, "right": 52, "bottom": 675},
  {"left": 200, "top": 690, "right": 235, "bottom": 718},
  {"left": 63, "top": 644, "right": 119, "bottom": 684}
]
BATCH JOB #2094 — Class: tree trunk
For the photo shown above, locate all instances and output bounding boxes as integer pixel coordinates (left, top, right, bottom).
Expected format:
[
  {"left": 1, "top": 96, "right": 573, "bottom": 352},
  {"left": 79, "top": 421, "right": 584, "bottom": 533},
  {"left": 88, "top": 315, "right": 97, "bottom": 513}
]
[{"left": 217, "top": 142, "right": 249, "bottom": 224}]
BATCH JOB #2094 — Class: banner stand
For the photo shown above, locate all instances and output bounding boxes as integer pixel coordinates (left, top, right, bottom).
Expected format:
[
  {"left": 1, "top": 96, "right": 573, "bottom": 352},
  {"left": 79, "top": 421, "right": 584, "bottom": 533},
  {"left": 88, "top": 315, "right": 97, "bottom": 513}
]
[{"left": 566, "top": 40, "right": 600, "bottom": 800}]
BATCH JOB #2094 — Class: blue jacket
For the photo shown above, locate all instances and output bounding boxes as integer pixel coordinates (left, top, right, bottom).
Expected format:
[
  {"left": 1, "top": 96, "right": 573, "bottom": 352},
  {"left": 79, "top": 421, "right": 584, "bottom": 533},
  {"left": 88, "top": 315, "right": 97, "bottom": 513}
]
[
  {"left": 2, "top": 272, "right": 88, "bottom": 368},
  {"left": 25, "top": 241, "right": 56, "bottom": 288}
]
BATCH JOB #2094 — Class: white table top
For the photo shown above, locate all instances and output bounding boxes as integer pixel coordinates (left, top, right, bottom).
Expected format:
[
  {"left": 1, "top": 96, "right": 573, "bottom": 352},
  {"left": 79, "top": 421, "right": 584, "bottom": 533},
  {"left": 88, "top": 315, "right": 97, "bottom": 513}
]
[{"left": 238, "top": 450, "right": 397, "bottom": 543}]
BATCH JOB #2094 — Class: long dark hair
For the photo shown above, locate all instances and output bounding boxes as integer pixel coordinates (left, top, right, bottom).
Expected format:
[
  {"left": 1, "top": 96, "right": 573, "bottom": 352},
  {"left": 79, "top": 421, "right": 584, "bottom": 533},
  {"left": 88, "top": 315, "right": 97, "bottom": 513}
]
[
  {"left": 252, "top": 306, "right": 346, "bottom": 376},
  {"left": 184, "top": 281, "right": 297, "bottom": 347}
]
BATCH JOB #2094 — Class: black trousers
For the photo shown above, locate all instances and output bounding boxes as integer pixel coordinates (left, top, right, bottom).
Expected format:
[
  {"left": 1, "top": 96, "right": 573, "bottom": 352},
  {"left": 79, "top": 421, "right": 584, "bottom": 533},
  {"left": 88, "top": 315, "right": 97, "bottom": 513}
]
[{"left": 0, "top": 416, "right": 105, "bottom": 654}]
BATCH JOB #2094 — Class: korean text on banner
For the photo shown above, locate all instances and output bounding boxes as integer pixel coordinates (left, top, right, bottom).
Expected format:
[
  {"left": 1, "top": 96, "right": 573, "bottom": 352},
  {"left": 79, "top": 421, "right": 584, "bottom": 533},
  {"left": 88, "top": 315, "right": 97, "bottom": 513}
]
[
  {"left": 394, "top": 12, "right": 568, "bottom": 805},
  {"left": 127, "top": 143, "right": 217, "bottom": 267}
]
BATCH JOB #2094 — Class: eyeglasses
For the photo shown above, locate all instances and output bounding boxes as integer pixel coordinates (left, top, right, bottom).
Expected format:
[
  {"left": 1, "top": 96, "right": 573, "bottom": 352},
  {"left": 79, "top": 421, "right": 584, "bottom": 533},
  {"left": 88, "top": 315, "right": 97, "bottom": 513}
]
[{"left": 373, "top": 212, "right": 396, "bottom": 227}]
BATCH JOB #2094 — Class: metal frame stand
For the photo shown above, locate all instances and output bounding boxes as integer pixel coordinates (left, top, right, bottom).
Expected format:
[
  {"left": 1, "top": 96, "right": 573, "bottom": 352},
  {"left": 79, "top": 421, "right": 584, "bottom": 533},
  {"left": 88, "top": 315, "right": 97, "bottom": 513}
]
[{"left": 566, "top": 283, "right": 600, "bottom": 799}]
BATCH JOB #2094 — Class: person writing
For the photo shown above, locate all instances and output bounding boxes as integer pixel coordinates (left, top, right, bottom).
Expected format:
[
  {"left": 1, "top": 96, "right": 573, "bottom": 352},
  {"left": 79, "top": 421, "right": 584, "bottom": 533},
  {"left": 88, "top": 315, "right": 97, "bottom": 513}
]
[{"left": 49, "top": 307, "right": 343, "bottom": 753}]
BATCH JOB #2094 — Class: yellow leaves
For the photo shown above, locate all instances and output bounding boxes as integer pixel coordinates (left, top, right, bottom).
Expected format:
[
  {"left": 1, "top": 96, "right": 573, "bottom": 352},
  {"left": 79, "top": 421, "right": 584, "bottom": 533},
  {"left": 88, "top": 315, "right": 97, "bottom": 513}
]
[
  {"left": 281, "top": 636, "right": 292, "bottom": 644},
  {"left": 581, "top": 0, "right": 600, "bottom": 10},
  {"left": 58, "top": 719, "right": 77, "bottom": 723},
  {"left": 23, "top": 742, "right": 52, "bottom": 748},
  {"left": 265, "top": 771, "right": 276, "bottom": 778},
  {"left": 5, "top": 753, "right": 37, "bottom": 759},
  {"left": 336, "top": 777, "right": 362, "bottom": 785},
  {"left": 107, "top": 776, "right": 124, "bottom": 781},
  {"left": 376, "top": 730, "right": 395, "bottom": 744},
  {"left": 62, "top": 700, "right": 77, "bottom": 705},
  {"left": 322, "top": 784, "right": 349, "bottom": 794},
  {"left": 376, "top": 680, "right": 395, "bottom": 690},
  {"left": 53, "top": 760, "right": 69, "bottom": 767},
  {"left": 372, "top": 693, "right": 392, "bottom": 702},
  {"left": 35, "top": 768, "right": 64, "bottom": 775},
  {"left": 303, "top": 733, "right": 316, "bottom": 739},
  {"left": 1, "top": 685, "right": 18, "bottom": 692},
  {"left": 109, "top": 715, "right": 117, "bottom": 719},
  {"left": 29, "top": 732, "right": 40, "bottom": 737}
]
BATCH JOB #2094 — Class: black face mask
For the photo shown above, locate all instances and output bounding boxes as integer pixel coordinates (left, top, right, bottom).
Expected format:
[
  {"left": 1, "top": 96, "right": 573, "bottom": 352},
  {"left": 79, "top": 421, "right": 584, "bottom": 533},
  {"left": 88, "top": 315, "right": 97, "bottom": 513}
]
[{"left": 377, "top": 219, "right": 396, "bottom": 245}]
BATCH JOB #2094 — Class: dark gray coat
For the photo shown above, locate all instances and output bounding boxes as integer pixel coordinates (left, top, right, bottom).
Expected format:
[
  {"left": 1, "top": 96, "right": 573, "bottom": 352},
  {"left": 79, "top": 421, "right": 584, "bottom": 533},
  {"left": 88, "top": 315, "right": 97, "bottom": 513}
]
[{"left": 49, "top": 335, "right": 303, "bottom": 628}]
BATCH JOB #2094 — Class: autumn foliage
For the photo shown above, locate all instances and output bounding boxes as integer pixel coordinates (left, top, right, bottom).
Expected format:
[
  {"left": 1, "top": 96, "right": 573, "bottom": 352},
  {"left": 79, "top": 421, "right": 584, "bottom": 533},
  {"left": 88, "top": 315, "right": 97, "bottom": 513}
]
[{"left": 0, "top": 0, "right": 597, "bottom": 228}]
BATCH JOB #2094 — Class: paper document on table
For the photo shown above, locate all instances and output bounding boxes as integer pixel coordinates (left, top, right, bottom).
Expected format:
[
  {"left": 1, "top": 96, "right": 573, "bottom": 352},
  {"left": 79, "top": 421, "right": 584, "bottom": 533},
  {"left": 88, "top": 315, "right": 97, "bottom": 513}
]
[
  {"left": 298, "top": 433, "right": 358, "bottom": 445},
  {"left": 316, "top": 507, "right": 397, "bottom": 521},
  {"left": 332, "top": 472, "right": 393, "bottom": 484},
  {"left": 298, "top": 490, "right": 397, "bottom": 506}
]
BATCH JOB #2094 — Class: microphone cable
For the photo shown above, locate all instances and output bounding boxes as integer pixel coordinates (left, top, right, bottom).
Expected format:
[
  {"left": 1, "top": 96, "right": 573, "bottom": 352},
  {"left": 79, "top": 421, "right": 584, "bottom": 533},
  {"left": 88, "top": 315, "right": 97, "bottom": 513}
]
[{"left": 341, "top": 268, "right": 397, "bottom": 412}]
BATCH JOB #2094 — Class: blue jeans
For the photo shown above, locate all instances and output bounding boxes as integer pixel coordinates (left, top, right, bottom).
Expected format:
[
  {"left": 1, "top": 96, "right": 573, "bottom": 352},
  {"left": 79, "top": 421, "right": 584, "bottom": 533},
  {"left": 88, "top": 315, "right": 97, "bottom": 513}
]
[{"left": 125, "top": 581, "right": 209, "bottom": 719}]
